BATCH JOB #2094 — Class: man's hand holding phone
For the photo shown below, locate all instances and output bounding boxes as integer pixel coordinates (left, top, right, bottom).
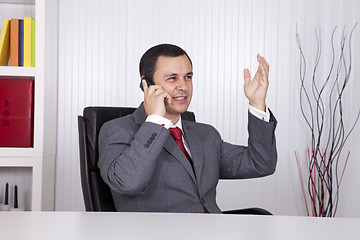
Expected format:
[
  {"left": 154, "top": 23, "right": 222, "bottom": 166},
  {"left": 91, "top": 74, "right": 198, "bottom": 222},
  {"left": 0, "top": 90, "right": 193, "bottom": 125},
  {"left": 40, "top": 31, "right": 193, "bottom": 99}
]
[{"left": 142, "top": 80, "right": 171, "bottom": 117}]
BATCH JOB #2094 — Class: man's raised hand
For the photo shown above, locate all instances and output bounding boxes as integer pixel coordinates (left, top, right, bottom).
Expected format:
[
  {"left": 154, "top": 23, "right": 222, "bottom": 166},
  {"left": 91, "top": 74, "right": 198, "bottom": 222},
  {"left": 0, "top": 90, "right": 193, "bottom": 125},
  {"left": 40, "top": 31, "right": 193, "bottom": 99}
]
[{"left": 243, "top": 54, "right": 269, "bottom": 112}]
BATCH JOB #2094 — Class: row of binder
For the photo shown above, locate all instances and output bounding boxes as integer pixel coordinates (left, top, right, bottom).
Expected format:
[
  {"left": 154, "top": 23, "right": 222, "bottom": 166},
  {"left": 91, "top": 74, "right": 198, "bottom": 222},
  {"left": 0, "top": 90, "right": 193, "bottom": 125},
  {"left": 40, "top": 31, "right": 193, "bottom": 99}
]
[
  {"left": 0, "top": 76, "right": 34, "bottom": 147},
  {"left": 0, "top": 18, "right": 35, "bottom": 67}
]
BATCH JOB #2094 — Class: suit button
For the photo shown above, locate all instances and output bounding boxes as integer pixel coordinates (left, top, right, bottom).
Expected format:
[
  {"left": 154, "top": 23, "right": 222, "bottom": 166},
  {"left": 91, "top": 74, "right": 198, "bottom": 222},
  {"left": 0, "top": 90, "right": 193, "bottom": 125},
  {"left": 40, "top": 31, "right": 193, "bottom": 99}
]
[
  {"left": 150, "top": 133, "right": 157, "bottom": 141},
  {"left": 144, "top": 143, "right": 150, "bottom": 148}
]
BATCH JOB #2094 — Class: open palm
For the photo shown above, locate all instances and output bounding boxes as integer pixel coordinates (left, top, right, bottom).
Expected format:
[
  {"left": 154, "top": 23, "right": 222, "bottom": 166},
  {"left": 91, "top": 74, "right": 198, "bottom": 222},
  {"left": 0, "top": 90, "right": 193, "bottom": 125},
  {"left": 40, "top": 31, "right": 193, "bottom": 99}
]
[{"left": 244, "top": 54, "right": 269, "bottom": 112}]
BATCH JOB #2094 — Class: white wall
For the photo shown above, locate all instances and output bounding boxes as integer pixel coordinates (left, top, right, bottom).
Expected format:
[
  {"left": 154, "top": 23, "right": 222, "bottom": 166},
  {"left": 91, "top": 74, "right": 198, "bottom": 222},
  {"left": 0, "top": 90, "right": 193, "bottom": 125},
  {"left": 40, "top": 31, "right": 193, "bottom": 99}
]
[{"left": 57, "top": 0, "right": 360, "bottom": 217}]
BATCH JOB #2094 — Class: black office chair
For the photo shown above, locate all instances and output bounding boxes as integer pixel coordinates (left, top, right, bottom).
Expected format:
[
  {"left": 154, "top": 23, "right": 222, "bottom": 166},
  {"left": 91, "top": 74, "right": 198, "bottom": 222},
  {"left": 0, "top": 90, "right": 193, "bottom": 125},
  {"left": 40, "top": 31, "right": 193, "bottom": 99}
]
[{"left": 78, "top": 106, "right": 271, "bottom": 215}]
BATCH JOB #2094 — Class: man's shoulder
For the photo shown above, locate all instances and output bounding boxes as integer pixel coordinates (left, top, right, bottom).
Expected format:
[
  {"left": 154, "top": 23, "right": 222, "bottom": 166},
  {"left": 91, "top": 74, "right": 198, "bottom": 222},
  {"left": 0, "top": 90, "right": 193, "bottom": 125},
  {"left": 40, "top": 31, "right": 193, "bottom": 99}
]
[
  {"left": 183, "top": 120, "right": 219, "bottom": 134},
  {"left": 100, "top": 112, "right": 138, "bottom": 135},
  {"left": 183, "top": 119, "right": 206, "bottom": 127}
]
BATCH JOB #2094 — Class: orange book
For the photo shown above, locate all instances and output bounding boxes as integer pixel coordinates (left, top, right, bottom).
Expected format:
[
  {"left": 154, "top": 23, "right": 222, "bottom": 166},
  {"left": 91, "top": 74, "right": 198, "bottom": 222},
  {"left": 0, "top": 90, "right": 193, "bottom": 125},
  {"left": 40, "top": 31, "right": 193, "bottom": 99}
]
[{"left": 10, "top": 19, "right": 19, "bottom": 66}]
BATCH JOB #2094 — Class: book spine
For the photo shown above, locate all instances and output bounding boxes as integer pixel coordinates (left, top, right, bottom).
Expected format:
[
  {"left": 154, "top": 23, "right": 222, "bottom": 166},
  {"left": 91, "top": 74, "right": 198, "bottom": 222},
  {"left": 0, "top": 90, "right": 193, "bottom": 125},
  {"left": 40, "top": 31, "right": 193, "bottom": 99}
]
[
  {"left": 10, "top": 19, "right": 19, "bottom": 66},
  {"left": 18, "top": 19, "right": 24, "bottom": 67},
  {"left": 31, "top": 19, "right": 35, "bottom": 67},
  {"left": 0, "top": 19, "right": 10, "bottom": 66},
  {"left": 24, "top": 17, "right": 32, "bottom": 67}
]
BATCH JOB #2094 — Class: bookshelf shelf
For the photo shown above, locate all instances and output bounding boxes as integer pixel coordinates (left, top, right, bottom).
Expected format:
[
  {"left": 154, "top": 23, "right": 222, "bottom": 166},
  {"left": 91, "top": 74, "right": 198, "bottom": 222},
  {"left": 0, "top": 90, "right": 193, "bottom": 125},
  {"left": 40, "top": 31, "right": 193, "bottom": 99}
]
[
  {"left": 0, "top": 0, "right": 58, "bottom": 211},
  {"left": 0, "top": 0, "right": 34, "bottom": 4},
  {"left": 0, "top": 66, "right": 35, "bottom": 76},
  {"left": 0, "top": 148, "right": 35, "bottom": 157},
  {"left": 0, "top": 157, "right": 34, "bottom": 167}
]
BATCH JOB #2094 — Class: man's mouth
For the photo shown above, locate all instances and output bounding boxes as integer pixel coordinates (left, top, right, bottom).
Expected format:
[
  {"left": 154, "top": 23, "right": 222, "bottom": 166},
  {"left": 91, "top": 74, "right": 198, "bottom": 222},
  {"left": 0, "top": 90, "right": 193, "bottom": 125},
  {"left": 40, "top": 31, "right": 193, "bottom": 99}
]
[{"left": 173, "top": 96, "right": 187, "bottom": 101}]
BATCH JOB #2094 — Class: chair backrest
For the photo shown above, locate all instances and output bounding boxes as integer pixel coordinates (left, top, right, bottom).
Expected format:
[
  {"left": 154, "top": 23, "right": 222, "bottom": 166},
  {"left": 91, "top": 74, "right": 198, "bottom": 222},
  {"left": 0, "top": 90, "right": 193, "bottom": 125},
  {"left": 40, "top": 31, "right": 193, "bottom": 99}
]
[{"left": 78, "top": 106, "right": 196, "bottom": 211}]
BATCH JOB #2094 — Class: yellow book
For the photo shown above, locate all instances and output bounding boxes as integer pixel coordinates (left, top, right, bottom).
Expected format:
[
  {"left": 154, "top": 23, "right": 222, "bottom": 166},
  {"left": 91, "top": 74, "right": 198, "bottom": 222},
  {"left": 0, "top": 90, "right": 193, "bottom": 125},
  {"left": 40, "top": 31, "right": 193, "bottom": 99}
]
[
  {"left": 31, "top": 18, "right": 35, "bottom": 67},
  {"left": 0, "top": 19, "right": 10, "bottom": 66},
  {"left": 24, "top": 17, "right": 33, "bottom": 67}
]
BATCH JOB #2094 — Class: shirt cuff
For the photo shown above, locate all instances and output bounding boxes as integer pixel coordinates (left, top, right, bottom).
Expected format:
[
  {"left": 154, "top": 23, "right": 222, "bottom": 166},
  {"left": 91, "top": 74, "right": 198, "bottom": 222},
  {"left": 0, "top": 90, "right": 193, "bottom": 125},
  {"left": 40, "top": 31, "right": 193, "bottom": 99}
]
[
  {"left": 248, "top": 104, "right": 270, "bottom": 122},
  {"left": 145, "top": 114, "right": 172, "bottom": 129}
]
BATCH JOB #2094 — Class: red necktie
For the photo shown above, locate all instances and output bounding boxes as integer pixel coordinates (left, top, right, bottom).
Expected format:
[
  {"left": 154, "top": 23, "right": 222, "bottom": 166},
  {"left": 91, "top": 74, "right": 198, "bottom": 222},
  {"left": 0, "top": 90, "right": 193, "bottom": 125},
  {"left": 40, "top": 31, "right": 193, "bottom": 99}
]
[
  {"left": 169, "top": 127, "right": 209, "bottom": 213},
  {"left": 169, "top": 127, "right": 193, "bottom": 168}
]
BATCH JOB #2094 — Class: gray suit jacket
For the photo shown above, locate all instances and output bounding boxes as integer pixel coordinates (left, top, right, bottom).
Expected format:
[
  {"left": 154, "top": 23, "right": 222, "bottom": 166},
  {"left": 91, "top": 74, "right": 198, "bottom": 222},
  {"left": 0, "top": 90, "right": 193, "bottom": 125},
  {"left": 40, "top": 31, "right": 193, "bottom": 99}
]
[{"left": 98, "top": 103, "right": 277, "bottom": 213}]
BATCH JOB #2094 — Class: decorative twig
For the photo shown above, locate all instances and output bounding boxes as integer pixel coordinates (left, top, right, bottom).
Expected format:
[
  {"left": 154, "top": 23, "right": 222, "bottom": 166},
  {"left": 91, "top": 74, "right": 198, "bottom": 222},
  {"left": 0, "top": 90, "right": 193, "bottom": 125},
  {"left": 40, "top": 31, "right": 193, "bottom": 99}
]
[
  {"left": 295, "top": 150, "right": 310, "bottom": 216},
  {"left": 295, "top": 23, "right": 359, "bottom": 217}
]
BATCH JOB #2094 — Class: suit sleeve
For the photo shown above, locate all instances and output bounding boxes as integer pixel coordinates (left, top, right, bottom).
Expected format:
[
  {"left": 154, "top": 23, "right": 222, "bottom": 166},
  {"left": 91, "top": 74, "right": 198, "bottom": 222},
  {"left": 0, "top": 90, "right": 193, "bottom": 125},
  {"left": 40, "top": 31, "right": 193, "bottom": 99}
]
[
  {"left": 219, "top": 110, "right": 277, "bottom": 179},
  {"left": 98, "top": 120, "right": 170, "bottom": 195}
]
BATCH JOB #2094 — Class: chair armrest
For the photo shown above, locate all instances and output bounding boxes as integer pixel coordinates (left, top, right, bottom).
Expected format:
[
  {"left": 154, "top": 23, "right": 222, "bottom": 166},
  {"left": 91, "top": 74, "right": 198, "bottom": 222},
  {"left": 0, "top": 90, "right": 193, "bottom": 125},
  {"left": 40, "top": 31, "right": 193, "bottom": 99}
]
[{"left": 223, "top": 208, "right": 272, "bottom": 215}]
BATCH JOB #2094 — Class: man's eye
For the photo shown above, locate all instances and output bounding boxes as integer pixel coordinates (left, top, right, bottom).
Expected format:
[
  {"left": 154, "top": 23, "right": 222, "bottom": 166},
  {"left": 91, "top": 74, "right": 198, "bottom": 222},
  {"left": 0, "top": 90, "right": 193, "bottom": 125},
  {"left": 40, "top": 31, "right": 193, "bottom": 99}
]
[
  {"left": 185, "top": 76, "right": 192, "bottom": 80},
  {"left": 167, "top": 77, "right": 176, "bottom": 80}
]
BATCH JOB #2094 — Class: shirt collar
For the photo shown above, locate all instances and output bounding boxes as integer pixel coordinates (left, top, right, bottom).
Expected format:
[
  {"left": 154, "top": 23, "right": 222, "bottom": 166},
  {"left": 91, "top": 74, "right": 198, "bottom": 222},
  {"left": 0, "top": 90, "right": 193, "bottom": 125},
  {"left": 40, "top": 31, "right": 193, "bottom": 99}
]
[{"left": 170, "top": 115, "right": 183, "bottom": 132}]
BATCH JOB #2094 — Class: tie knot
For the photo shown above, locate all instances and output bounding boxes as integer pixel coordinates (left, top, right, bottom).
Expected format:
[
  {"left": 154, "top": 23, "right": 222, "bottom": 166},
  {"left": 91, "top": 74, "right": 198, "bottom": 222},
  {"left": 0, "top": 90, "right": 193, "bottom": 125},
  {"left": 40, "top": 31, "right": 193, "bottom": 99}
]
[{"left": 169, "top": 127, "right": 182, "bottom": 141}]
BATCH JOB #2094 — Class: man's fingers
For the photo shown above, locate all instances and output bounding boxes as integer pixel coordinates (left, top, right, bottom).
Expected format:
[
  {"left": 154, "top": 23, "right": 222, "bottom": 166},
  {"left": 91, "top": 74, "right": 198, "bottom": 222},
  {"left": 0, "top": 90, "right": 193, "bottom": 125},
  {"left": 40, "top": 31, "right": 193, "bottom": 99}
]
[
  {"left": 153, "top": 87, "right": 166, "bottom": 96},
  {"left": 255, "top": 64, "right": 262, "bottom": 79},
  {"left": 146, "top": 84, "right": 163, "bottom": 95},
  {"left": 155, "top": 90, "right": 172, "bottom": 103},
  {"left": 142, "top": 80, "right": 148, "bottom": 93},
  {"left": 164, "top": 92, "right": 172, "bottom": 104},
  {"left": 160, "top": 91, "right": 172, "bottom": 104},
  {"left": 256, "top": 54, "right": 270, "bottom": 84},
  {"left": 244, "top": 68, "right": 251, "bottom": 85},
  {"left": 254, "top": 68, "right": 262, "bottom": 82},
  {"left": 262, "top": 57, "right": 269, "bottom": 71},
  {"left": 260, "top": 62, "right": 269, "bottom": 84},
  {"left": 149, "top": 86, "right": 172, "bottom": 103},
  {"left": 257, "top": 54, "right": 269, "bottom": 73}
]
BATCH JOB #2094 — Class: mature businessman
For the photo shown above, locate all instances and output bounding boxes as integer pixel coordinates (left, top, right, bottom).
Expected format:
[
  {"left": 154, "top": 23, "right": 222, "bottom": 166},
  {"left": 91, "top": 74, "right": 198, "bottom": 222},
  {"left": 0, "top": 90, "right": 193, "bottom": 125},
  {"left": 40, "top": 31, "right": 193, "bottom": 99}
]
[{"left": 98, "top": 44, "right": 277, "bottom": 213}]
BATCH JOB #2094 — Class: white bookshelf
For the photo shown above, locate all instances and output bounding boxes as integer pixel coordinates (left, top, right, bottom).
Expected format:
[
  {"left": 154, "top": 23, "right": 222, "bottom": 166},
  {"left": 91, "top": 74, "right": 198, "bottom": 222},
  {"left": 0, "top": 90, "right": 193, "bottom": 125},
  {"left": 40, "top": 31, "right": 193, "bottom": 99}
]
[{"left": 0, "top": 0, "right": 58, "bottom": 211}]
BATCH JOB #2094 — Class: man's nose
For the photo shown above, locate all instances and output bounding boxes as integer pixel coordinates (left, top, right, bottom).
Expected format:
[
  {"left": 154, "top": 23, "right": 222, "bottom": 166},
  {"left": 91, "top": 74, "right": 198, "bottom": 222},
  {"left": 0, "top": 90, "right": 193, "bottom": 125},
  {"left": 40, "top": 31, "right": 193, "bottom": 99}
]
[{"left": 177, "top": 78, "right": 187, "bottom": 91}]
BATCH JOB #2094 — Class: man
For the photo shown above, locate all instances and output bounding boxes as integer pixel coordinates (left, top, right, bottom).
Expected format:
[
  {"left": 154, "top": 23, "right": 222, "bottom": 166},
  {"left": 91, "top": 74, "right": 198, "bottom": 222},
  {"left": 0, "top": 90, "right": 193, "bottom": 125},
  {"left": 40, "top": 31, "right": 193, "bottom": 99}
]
[{"left": 98, "top": 44, "right": 277, "bottom": 213}]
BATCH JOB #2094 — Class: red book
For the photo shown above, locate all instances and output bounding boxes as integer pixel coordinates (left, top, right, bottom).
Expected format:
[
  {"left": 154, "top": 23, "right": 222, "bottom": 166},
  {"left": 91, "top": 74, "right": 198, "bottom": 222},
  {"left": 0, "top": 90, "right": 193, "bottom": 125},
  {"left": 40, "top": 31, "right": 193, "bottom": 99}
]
[{"left": 0, "top": 76, "right": 34, "bottom": 147}]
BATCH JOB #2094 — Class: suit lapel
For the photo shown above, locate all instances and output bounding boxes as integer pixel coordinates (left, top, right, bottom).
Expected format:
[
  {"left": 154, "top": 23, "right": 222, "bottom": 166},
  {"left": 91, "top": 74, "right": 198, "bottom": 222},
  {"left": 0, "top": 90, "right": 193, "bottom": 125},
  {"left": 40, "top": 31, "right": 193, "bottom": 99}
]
[
  {"left": 163, "top": 136, "right": 197, "bottom": 183},
  {"left": 133, "top": 103, "right": 197, "bottom": 183},
  {"left": 182, "top": 121, "right": 204, "bottom": 183}
]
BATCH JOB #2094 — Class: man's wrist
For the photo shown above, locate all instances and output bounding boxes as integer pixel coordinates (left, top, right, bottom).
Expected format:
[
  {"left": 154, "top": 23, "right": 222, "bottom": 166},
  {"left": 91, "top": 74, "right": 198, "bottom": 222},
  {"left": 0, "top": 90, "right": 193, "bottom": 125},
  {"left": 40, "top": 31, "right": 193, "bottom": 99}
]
[
  {"left": 249, "top": 101, "right": 266, "bottom": 112},
  {"left": 145, "top": 114, "right": 172, "bottom": 129},
  {"left": 248, "top": 104, "right": 270, "bottom": 122}
]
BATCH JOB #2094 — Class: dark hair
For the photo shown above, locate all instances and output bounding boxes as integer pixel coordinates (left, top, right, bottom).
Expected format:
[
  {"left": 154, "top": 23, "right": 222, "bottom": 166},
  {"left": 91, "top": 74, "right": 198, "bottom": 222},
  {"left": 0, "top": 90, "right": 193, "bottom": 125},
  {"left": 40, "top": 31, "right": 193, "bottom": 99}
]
[{"left": 139, "top": 44, "right": 192, "bottom": 85}]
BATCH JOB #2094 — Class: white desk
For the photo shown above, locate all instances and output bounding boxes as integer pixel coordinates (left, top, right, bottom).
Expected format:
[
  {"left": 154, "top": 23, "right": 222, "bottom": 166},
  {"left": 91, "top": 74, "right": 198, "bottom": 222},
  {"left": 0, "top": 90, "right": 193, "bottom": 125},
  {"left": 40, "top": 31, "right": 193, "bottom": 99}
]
[{"left": 0, "top": 211, "right": 359, "bottom": 240}]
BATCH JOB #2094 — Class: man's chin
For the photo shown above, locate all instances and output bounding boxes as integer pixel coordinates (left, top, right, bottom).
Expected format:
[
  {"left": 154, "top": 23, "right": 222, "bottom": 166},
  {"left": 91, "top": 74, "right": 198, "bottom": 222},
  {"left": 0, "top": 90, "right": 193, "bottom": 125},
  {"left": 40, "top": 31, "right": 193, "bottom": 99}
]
[
  {"left": 166, "top": 106, "right": 189, "bottom": 116},
  {"left": 167, "top": 101, "right": 190, "bottom": 112}
]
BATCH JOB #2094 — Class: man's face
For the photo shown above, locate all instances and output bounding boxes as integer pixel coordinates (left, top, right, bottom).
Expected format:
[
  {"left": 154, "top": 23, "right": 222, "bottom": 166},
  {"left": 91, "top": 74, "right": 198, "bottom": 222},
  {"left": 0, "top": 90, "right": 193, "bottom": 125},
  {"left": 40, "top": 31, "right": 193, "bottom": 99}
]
[{"left": 153, "top": 55, "right": 193, "bottom": 120}]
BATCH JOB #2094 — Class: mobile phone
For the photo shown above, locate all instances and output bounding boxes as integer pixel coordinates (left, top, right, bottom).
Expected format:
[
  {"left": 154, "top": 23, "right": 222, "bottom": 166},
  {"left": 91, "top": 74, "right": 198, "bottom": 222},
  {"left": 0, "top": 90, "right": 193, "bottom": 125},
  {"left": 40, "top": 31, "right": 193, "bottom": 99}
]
[{"left": 139, "top": 77, "right": 154, "bottom": 91}]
